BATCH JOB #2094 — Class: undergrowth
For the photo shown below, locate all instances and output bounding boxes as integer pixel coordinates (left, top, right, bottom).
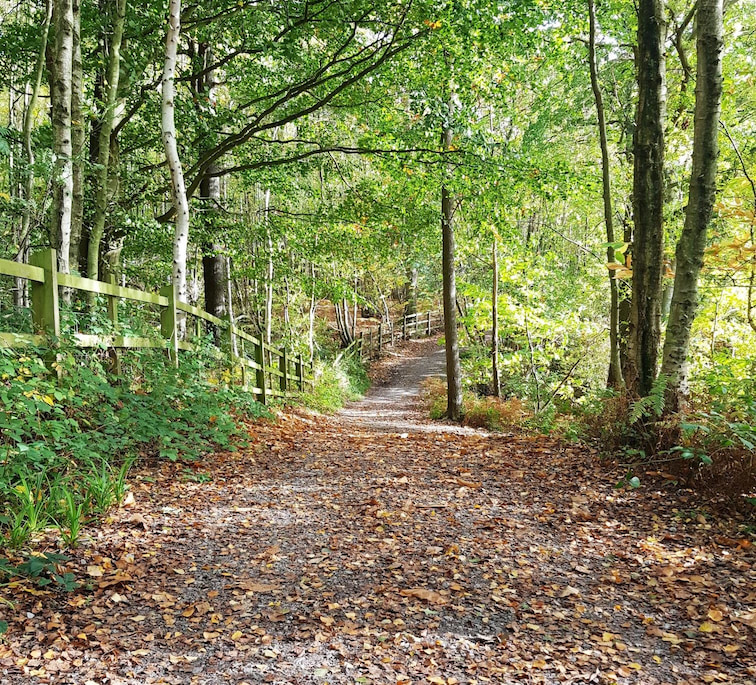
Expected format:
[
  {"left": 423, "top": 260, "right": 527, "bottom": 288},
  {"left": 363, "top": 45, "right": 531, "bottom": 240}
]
[
  {"left": 0, "top": 336, "right": 270, "bottom": 553},
  {"left": 300, "top": 351, "right": 369, "bottom": 413}
]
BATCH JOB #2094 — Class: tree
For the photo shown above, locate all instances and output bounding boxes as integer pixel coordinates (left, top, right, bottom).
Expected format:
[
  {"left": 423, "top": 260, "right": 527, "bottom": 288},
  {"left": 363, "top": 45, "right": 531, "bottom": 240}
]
[
  {"left": 442, "top": 107, "right": 463, "bottom": 420},
  {"left": 627, "top": 0, "right": 667, "bottom": 397},
  {"left": 162, "top": 0, "right": 190, "bottom": 305},
  {"left": 87, "top": 0, "right": 127, "bottom": 284},
  {"left": 50, "top": 0, "right": 75, "bottom": 274},
  {"left": 587, "top": 0, "right": 623, "bottom": 389},
  {"left": 660, "top": 0, "right": 724, "bottom": 408}
]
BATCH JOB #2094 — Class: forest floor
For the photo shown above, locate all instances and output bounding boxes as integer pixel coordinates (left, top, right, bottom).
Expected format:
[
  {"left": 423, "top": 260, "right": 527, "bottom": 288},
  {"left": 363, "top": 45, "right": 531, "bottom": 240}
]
[{"left": 1, "top": 338, "right": 755, "bottom": 685}]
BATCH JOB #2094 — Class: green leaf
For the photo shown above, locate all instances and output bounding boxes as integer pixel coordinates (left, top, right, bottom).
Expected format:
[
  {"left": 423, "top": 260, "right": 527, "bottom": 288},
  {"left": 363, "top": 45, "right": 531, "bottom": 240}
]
[{"left": 628, "top": 476, "right": 641, "bottom": 489}]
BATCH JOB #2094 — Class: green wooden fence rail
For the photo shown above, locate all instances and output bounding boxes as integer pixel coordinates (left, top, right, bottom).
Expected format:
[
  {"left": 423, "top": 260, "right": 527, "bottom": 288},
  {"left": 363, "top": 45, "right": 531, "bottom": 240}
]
[{"left": 0, "top": 249, "right": 312, "bottom": 404}]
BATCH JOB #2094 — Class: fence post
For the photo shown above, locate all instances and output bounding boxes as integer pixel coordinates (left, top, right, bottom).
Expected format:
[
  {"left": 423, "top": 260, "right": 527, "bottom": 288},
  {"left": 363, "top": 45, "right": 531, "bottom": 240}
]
[
  {"left": 359, "top": 331, "right": 364, "bottom": 358},
  {"left": 29, "top": 249, "right": 60, "bottom": 337},
  {"left": 378, "top": 322, "right": 383, "bottom": 354},
  {"left": 280, "top": 348, "right": 288, "bottom": 393},
  {"left": 106, "top": 274, "right": 122, "bottom": 375},
  {"left": 296, "top": 353, "right": 304, "bottom": 391},
  {"left": 402, "top": 314, "right": 406, "bottom": 341},
  {"left": 159, "top": 283, "right": 179, "bottom": 368},
  {"left": 240, "top": 338, "right": 248, "bottom": 389},
  {"left": 427, "top": 311, "right": 432, "bottom": 336},
  {"left": 254, "top": 339, "right": 267, "bottom": 405},
  {"left": 369, "top": 328, "right": 373, "bottom": 357}
]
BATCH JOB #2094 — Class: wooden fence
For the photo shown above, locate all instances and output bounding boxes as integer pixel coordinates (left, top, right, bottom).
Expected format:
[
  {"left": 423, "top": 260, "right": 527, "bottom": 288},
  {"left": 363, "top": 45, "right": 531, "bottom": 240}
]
[
  {"left": 353, "top": 309, "right": 442, "bottom": 360},
  {"left": 0, "top": 249, "right": 311, "bottom": 404}
]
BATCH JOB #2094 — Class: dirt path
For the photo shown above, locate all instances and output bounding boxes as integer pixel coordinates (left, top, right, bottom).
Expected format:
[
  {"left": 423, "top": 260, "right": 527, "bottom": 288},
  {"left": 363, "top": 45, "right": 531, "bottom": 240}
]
[{"left": 1, "top": 345, "right": 754, "bottom": 684}]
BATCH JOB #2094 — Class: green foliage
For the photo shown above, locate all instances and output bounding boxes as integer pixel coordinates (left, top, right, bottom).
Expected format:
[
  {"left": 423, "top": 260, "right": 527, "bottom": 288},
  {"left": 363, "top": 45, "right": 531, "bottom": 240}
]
[
  {"left": 300, "top": 351, "right": 370, "bottom": 414},
  {"left": 0, "top": 552, "right": 78, "bottom": 592},
  {"left": 628, "top": 374, "right": 668, "bottom": 424},
  {"left": 0, "top": 337, "right": 270, "bottom": 550}
]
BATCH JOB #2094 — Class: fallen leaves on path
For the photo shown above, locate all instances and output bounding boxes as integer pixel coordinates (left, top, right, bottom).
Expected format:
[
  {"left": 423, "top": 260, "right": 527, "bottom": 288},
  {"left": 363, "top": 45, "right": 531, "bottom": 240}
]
[{"left": 0, "top": 350, "right": 754, "bottom": 684}]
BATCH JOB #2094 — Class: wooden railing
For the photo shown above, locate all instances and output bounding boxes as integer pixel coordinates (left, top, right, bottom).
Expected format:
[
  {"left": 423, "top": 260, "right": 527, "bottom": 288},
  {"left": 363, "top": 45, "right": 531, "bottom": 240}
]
[
  {"left": 0, "top": 249, "right": 312, "bottom": 404},
  {"left": 354, "top": 309, "right": 442, "bottom": 360}
]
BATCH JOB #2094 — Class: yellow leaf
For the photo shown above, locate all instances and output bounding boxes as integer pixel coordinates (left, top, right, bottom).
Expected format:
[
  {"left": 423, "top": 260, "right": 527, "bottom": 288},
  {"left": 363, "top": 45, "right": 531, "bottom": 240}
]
[
  {"left": 723, "top": 644, "right": 740, "bottom": 653},
  {"left": 698, "top": 621, "right": 716, "bottom": 633},
  {"left": 707, "top": 608, "right": 724, "bottom": 622},
  {"left": 231, "top": 631, "right": 243, "bottom": 641},
  {"left": 320, "top": 616, "right": 334, "bottom": 626},
  {"left": 428, "top": 677, "right": 446, "bottom": 685},
  {"left": 42, "top": 395, "right": 54, "bottom": 406}
]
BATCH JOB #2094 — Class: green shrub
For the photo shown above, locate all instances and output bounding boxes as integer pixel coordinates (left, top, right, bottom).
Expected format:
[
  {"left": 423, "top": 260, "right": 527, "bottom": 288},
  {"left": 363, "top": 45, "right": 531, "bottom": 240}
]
[
  {"left": 0, "top": 336, "right": 270, "bottom": 551},
  {"left": 300, "top": 351, "right": 369, "bottom": 413}
]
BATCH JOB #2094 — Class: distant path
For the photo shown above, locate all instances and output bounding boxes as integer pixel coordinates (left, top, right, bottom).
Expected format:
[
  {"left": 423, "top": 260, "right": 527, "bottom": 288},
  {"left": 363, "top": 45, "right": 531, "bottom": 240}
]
[{"left": 339, "top": 341, "right": 480, "bottom": 436}]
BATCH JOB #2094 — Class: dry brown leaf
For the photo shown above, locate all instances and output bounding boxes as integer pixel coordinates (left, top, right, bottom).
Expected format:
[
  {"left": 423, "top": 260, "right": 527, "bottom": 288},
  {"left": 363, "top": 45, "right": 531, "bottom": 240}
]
[{"left": 400, "top": 587, "right": 447, "bottom": 604}]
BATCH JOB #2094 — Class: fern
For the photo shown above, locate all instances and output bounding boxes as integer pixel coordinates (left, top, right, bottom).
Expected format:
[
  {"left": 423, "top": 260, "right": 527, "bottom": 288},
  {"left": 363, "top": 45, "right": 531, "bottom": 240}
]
[{"left": 629, "top": 374, "right": 668, "bottom": 424}]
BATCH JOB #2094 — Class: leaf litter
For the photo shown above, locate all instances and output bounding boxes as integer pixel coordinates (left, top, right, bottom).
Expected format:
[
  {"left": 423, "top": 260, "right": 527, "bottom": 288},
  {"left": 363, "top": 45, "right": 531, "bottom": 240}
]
[{"left": 0, "top": 341, "right": 754, "bottom": 684}]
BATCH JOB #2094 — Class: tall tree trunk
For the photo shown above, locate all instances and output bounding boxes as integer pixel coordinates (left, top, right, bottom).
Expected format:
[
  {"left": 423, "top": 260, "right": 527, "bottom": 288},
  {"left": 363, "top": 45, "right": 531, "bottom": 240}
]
[
  {"left": 627, "top": 0, "right": 667, "bottom": 396},
  {"left": 491, "top": 238, "right": 501, "bottom": 398},
  {"left": 88, "top": 0, "right": 127, "bottom": 283},
  {"left": 660, "top": 0, "right": 723, "bottom": 409},
  {"left": 442, "top": 122, "right": 463, "bottom": 420},
  {"left": 50, "top": 0, "right": 75, "bottom": 274},
  {"left": 197, "top": 45, "right": 228, "bottom": 320},
  {"left": 264, "top": 188, "right": 273, "bottom": 344},
  {"left": 308, "top": 261, "right": 317, "bottom": 361},
  {"left": 588, "top": 0, "right": 623, "bottom": 389},
  {"left": 162, "top": 0, "right": 190, "bottom": 306},
  {"left": 69, "top": 0, "right": 84, "bottom": 272},
  {"left": 19, "top": 0, "right": 53, "bottom": 302},
  {"left": 405, "top": 267, "right": 418, "bottom": 316}
]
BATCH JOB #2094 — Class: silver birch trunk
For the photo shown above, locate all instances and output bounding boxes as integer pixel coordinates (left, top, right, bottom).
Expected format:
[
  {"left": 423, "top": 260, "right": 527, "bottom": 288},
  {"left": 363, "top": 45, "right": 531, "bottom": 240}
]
[
  {"left": 51, "top": 0, "right": 75, "bottom": 274},
  {"left": 88, "top": 0, "right": 127, "bottom": 282},
  {"left": 264, "top": 187, "right": 273, "bottom": 345},
  {"left": 492, "top": 239, "right": 501, "bottom": 397},
  {"left": 162, "top": 0, "right": 190, "bottom": 307},
  {"left": 660, "top": 0, "right": 723, "bottom": 408}
]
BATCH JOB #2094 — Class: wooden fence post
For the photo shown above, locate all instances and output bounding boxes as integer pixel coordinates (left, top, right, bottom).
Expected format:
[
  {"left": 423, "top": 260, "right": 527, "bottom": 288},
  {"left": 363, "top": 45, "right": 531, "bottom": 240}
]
[
  {"left": 359, "top": 331, "right": 364, "bottom": 358},
  {"left": 369, "top": 328, "right": 373, "bottom": 357},
  {"left": 402, "top": 314, "right": 407, "bottom": 341},
  {"left": 427, "top": 311, "right": 432, "bottom": 336},
  {"left": 254, "top": 339, "right": 267, "bottom": 405},
  {"left": 29, "top": 249, "right": 60, "bottom": 337},
  {"left": 240, "top": 338, "right": 248, "bottom": 389},
  {"left": 280, "top": 348, "right": 288, "bottom": 393},
  {"left": 107, "top": 274, "right": 122, "bottom": 375},
  {"left": 296, "top": 353, "right": 304, "bottom": 391},
  {"left": 378, "top": 322, "right": 383, "bottom": 354},
  {"left": 159, "top": 283, "right": 179, "bottom": 368}
]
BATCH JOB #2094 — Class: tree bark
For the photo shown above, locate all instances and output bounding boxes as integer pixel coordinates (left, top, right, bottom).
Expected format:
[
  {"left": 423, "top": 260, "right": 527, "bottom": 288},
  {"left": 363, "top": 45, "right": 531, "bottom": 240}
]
[
  {"left": 19, "top": 0, "right": 53, "bottom": 302},
  {"left": 50, "top": 0, "right": 75, "bottom": 274},
  {"left": 442, "top": 122, "right": 463, "bottom": 420},
  {"left": 588, "top": 0, "right": 623, "bottom": 389},
  {"left": 88, "top": 0, "right": 127, "bottom": 283},
  {"left": 70, "top": 0, "right": 84, "bottom": 272},
  {"left": 264, "top": 187, "right": 274, "bottom": 344},
  {"left": 491, "top": 238, "right": 501, "bottom": 398},
  {"left": 162, "top": 0, "right": 190, "bottom": 307},
  {"left": 627, "top": 0, "right": 667, "bottom": 397},
  {"left": 660, "top": 0, "right": 723, "bottom": 409}
]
